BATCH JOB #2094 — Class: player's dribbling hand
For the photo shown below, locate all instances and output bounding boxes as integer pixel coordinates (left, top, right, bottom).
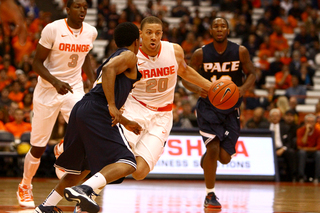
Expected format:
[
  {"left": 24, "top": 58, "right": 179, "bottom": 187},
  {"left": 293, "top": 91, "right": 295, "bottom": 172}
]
[
  {"left": 199, "top": 88, "right": 208, "bottom": 98},
  {"left": 124, "top": 121, "right": 142, "bottom": 135},
  {"left": 53, "top": 80, "right": 73, "bottom": 95}
]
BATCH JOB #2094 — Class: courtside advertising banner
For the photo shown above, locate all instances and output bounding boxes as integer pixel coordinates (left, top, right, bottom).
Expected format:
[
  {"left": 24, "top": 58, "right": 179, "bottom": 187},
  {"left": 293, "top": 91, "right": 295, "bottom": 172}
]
[{"left": 150, "top": 133, "right": 276, "bottom": 177}]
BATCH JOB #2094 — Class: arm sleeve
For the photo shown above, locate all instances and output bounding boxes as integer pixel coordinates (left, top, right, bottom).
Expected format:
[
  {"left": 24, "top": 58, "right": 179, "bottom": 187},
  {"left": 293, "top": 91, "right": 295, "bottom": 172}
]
[{"left": 38, "top": 23, "right": 55, "bottom": 49}]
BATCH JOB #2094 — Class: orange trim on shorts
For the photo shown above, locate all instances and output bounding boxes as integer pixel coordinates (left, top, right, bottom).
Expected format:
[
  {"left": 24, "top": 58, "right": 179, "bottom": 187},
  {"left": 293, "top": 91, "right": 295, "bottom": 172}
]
[{"left": 132, "top": 95, "right": 172, "bottom": 112}]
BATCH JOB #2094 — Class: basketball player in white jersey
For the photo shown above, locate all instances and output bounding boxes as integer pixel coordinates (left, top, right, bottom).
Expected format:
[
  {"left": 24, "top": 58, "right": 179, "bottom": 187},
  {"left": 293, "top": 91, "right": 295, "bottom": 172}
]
[
  {"left": 122, "top": 16, "right": 212, "bottom": 181},
  {"left": 17, "top": 0, "right": 97, "bottom": 208}
]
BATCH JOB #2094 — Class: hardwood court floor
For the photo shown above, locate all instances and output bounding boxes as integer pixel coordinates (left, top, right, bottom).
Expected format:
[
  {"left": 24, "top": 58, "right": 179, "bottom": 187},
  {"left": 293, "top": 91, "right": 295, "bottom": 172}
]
[{"left": 0, "top": 178, "right": 320, "bottom": 213}]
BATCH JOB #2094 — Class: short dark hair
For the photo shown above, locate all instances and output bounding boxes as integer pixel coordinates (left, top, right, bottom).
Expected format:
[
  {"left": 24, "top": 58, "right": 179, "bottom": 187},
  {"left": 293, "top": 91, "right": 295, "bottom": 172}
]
[
  {"left": 66, "top": 0, "right": 74, "bottom": 8},
  {"left": 114, "top": 22, "right": 139, "bottom": 48},
  {"left": 140, "top": 16, "right": 163, "bottom": 30},
  {"left": 211, "top": 17, "right": 229, "bottom": 29}
]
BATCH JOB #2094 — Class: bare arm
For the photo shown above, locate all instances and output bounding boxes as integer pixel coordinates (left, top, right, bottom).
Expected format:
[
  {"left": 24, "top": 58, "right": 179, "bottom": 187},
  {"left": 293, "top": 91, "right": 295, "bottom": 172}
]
[
  {"left": 82, "top": 54, "right": 96, "bottom": 90},
  {"left": 181, "top": 48, "right": 208, "bottom": 98},
  {"left": 0, "top": 0, "right": 27, "bottom": 44},
  {"left": 32, "top": 43, "right": 73, "bottom": 94},
  {"left": 238, "top": 45, "right": 256, "bottom": 97},
  {"left": 101, "top": 51, "right": 137, "bottom": 125},
  {"left": 174, "top": 44, "right": 211, "bottom": 93}
]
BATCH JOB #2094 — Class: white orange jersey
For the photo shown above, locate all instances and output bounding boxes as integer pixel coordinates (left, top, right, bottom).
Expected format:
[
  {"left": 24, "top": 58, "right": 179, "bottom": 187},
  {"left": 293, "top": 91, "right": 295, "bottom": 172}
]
[
  {"left": 132, "top": 41, "right": 178, "bottom": 107},
  {"left": 38, "top": 18, "right": 97, "bottom": 88}
]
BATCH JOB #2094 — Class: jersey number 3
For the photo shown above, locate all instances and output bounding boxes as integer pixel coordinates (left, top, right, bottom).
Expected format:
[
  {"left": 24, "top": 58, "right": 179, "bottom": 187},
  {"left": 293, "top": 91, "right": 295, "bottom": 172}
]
[{"left": 68, "top": 54, "right": 79, "bottom": 68}]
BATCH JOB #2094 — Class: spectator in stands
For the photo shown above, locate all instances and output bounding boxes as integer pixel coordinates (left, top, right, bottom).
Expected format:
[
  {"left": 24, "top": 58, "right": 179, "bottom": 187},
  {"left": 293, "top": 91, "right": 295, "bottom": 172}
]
[
  {"left": 296, "top": 114, "right": 320, "bottom": 184},
  {"left": 0, "top": 54, "right": 17, "bottom": 80},
  {"left": 288, "top": 50, "right": 301, "bottom": 76},
  {"left": 106, "top": 4, "right": 119, "bottom": 25},
  {"left": 244, "top": 84, "right": 269, "bottom": 109},
  {"left": 19, "top": 92, "right": 33, "bottom": 123},
  {"left": 257, "top": 9, "right": 273, "bottom": 35},
  {"left": 280, "top": 48, "right": 292, "bottom": 66},
  {"left": 275, "top": 64, "right": 292, "bottom": 89},
  {"left": 181, "top": 32, "right": 197, "bottom": 62},
  {"left": 294, "top": 25, "right": 312, "bottom": 47},
  {"left": 276, "top": 96, "right": 290, "bottom": 117},
  {"left": 243, "top": 34, "right": 260, "bottom": 59},
  {"left": 254, "top": 63, "right": 267, "bottom": 89},
  {"left": 8, "top": 81, "right": 24, "bottom": 103},
  {"left": 0, "top": 87, "right": 12, "bottom": 109},
  {"left": 220, "top": 0, "right": 236, "bottom": 12},
  {"left": 269, "top": 108, "right": 297, "bottom": 181},
  {"left": 234, "top": 14, "right": 251, "bottom": 40},
  {"left": 288, "top": 0, "right": 303, "bottom": 21},
  {"left": 24, "top": 0, "right": 40, "bottom": 19},
  {"left": 273, "top": 8, "right": 298, "bottom": 34},
  {"left": 97, "top": 0, "right": 110, "bottom": 17},
  {"left": 153, "top": 0, "right": 167, "bottom": 16},
  {"left": 258, "top": 49, "right": 271, "bottom": 72},
  {"left": 104, "top": 39, "right": 118, "bottom": 58},
  {"left": 269, "top": 25, "right": 289, "bottom": 53},
  {"left": 245, "top": 107, "right": 270, "bottom": 129},
  {"left": 288, "top": 96, "right": 299, "bottom": 120},
  {"left": 280, "top": 0, "right": 292, "bottom": 15},
  {"left": 172, "top": 108, "right": 182, "bottom": 128},
  {"left": 0, "top": 69, "right": 13, "bottom": 92},
  {"left": 269, "top": 51, "right": 283, "bottom": 76},
  {"left": 265, "top": 0, "right": 281, "bottom": 21},
  {"left": 171, "top": 0, "right": 190, "bottom": 17},
  {"left": 123, "top": 0, "right": 141, "bottom": 22},
  {"left": 5, "top": 108, "right": 31, "bottom": 139},
  {"left": 285, "top": 75, "right": 307, "bottom": 104},
  {"left": 305, "top": 8, "right": 320, "bottom": 33},
  {"left": 179, "top": 100, "right": 197, "bottom": 128},
  {"left": 283, "top": 109, "right": 299, "bottom": 135},
  {"left": 299, "top": 64, "right": 313, "bottom": 89},
  {"left": 259, "top": 35, "right": 275, "bottom": 57},
  {"left": 0, "top": 106, "right": 9, "bottom": 124},
  {"left": 144, "top": 0, "right": 154, "bottom": 17}
]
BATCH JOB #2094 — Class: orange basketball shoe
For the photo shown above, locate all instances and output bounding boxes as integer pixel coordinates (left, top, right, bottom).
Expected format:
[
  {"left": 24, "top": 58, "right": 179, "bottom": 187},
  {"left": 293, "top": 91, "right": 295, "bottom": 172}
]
[{"left": 17, "top": 183, "right": 35, "bottom": 208}]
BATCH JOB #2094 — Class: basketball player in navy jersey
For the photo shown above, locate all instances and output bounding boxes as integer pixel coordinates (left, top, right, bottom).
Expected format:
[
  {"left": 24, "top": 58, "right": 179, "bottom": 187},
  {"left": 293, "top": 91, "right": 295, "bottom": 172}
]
[
  {"left": 182, "top": 17, "right": 256, "bottom": 209},
  {"left": 33, "top": 22, "right": 142, "bottom": 213}
]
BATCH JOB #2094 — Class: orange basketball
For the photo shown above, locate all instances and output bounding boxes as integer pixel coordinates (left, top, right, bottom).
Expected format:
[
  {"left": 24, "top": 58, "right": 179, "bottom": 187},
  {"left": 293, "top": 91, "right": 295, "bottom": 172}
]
[{"left": 208, "top": 79, "right": 239, "bottom": 110}]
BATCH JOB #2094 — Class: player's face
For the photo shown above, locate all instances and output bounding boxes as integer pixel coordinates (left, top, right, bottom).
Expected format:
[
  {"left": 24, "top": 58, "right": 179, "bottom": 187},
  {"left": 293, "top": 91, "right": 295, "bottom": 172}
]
[
  {"left": 140, "top": 23, "right": 163, "bottom": 56},
  {"left": 66, "top": 0, "right": 88, "bottom": 28},
  {"left": 210, "top": 18, "right": 229, "bottom": 43}
]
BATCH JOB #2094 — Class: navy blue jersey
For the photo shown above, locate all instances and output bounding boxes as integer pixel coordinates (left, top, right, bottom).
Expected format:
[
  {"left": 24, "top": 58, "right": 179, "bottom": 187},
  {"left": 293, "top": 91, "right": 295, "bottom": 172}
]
[
  {"left": 87, "top": 48, "right": 142, "bottom": 109},
  {"left": 200, "top": 41, "right": 243, "bottom": 114}
]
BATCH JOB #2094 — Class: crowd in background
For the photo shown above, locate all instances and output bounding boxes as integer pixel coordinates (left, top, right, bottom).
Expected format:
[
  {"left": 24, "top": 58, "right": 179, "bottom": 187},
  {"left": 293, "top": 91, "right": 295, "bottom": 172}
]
[{"left": 1, "top": 0, "right": 320, "bottom": 181}]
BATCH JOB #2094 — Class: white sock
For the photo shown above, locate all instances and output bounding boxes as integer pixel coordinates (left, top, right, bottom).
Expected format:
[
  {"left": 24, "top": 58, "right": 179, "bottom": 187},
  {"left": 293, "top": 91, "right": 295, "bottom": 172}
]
[
  {"left": 22, "top": 150, "right": 40, "bottom": 186},
  {"left": 206, "top": 187, "right": 215, "bottom": 195},
  {"left": 83, "top": 172, "right": 107, "bottom": 190},
  {"left": 42, "top": 190, "right": 63, "bottom": 206}
]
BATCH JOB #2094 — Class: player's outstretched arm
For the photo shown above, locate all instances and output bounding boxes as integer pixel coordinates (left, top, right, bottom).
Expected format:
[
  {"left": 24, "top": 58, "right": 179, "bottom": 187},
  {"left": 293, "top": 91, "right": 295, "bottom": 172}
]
[
  {"left": 174, "top": 44, "right": 211, "bottom": 93},
  {"left": 181, "top": 47, "right": 208, "bottom": 98},
  {"left": 82, "top": 54, "right": 96, "bottom": 90},
  {"left": 33, "top": 44, "right": 73, "bottom": 95},
  {"left": 238, "top": 45, "right": 256, "bottom": 97},
  {"left": 101, "top": 51, "right": 138, "bottom": 126}
]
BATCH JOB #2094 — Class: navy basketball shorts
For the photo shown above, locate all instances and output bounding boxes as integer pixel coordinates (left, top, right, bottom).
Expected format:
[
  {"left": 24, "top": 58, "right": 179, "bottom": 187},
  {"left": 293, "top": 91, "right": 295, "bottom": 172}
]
[
  {"left": 196, "top": 99, "right": 240, "bottom": 155},
  {"left": 55, "top": 98, "right": 136, "bottom": 175}
]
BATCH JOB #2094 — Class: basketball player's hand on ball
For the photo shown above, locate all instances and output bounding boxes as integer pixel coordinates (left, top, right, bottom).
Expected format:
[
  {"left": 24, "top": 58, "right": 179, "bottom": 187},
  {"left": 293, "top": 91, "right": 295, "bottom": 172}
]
[
  {"left": 53, "top": 80, "right": 73, "bottom": 95},
  {"left": 124, "top": 120, "right": 142, "bottom": 135},
  {"left": 199, "top": 88, "right": 208, "bottom": 98}
]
